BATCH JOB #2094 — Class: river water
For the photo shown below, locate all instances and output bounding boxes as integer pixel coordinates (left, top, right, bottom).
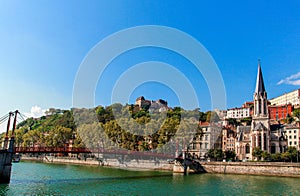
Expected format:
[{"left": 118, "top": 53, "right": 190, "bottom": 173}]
[{"left": 1, "top": 161, "right": 300, "bottom": 195}]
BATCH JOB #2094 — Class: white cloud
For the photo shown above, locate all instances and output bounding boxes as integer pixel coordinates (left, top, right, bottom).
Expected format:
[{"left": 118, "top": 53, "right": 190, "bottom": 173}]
[
  {"left": 277, "top": 72, "right": 300, "bottom": 86},
  {"left": 24, "top": 106, "right": 46, "bottom": 118}
]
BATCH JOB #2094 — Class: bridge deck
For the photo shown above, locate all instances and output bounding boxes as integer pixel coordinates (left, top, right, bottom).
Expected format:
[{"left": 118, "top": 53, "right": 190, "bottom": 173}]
[{"left": 14, "top": 147, "right": 174, "bottom": 158}]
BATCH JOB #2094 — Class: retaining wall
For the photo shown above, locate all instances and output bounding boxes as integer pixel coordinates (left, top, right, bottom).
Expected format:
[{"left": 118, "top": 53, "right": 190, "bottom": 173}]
[
  {"left": 22, "top": 156, "right": 173, "bottom": 171},
  {"left": 201, "top": 162, "right": 300, "bottom": 177}
]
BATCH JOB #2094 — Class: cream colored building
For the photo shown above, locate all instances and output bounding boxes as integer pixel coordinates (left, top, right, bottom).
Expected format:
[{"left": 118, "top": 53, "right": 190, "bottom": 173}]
[
  {"left": 285, "top": 125, "right": 300, "bottom": 150},
  {"left": 226, "top": 107, "right": 251, "bottom": 119},
  {"left": 222, "top": 127, "right": 236, "bottom": 151},
  {"left": 188, "top": 122, "right": 222, "bottom": 159},
  {"left": 269, "top": 89, "right": 300, "bottom": 107}
]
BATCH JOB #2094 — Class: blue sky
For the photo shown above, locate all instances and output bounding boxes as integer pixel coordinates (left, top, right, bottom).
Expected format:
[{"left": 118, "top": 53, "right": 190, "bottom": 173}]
[{"left": 1, "top": 1, "right": 300, "bottom": 122}]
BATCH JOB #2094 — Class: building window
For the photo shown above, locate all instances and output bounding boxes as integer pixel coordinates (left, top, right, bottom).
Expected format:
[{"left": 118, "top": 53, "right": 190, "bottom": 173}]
[
  {"left": 294, "top": 130, "right": 297, "bottom": 134},
  {"left": 295, "top": 141, "right": 297, "bottom": 145},
  {"left": 205, "top": 143, "right": 208, "bottom": 149},
  {"left": 289, "top": 130, "right": 291, "bottom": 134},
  {"left": 205, "top": 135, "right": 208, "bottom": 141},
  {"left": 290, "top": 142, "right": 292, "bottom": 145},
  {"left": 271, "top": 143, "right": 276, "bottom": 154},
  {"left": 245, "top": 144, "right": 250, "bottom": 154},
  {"left": 294, "top": 135, "right": 297, "bottom": 139}
]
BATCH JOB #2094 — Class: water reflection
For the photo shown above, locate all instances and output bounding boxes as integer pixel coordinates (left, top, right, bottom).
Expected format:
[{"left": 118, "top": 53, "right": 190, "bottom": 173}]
[{"left": 0, "top": 184, "right": 9, "bottom": 195}]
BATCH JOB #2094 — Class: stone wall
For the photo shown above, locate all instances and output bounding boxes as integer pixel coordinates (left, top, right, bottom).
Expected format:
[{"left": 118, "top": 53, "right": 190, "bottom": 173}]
[
  {"left": 22, "top": 156, "right": 173, "bottom": 171},
  {"left": 201, "top": 162, "right": 300, "bottom": 177}
]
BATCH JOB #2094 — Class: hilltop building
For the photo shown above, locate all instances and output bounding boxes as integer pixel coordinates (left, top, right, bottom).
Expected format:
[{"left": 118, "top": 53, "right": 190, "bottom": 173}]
[
  {"left": 269, "top": 89, "right": 300, "bottom": 108},
  {"left": 226, "top": 107, "right": 251, "bottom": 119},
  {"left": 135, "top": 96, "right": 168, "bottom": 112},
  {"left": 268, "top": 103, "right": 293, "bottom": 121}
]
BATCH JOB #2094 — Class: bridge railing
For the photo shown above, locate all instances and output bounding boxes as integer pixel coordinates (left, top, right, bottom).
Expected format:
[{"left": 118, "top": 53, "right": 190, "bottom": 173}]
[{"left": 14, "top": 147, "right": 174, "bottom": 159}]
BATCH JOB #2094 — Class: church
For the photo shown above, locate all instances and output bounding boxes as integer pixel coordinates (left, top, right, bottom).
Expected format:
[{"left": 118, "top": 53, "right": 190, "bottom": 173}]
[{"left": 235, "top": 61, "right": 287, "bottom": 160}]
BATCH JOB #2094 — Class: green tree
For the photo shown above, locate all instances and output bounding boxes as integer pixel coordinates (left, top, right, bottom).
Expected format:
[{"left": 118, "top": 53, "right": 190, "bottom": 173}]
[
  {"left": 252, "top": 147, "right": 263, "bottom": 160},
  {"left": 206, "top": 111, "right": 220, "bottom": 123},
  {"left": 286, "top": 114, "right": 294, "bottom": 124},
  {"left": 225, "top": 150, "right": 236, "bottom": 161},
  {"left": 270, "top": 153, "right": 282, "bottom": 162},
  {"left": 45, "top": 126, "right": 72, "bottom": 147},
  {"left": 261, "top": 151, "right": 270, "bottom": 161},
  {"left": 240, "top": 117, "right": 252, "bottom": 125},
  {"left": 207, "top": 148, "right": 224, "bottom": 161},
  {"left": 293, "top": 109, "right": 300, "bottom": 124},
  {"left": 284, "top": 146, "right": 298, "bottom": 162},
  {"left": 227, "top": 118, "right": 239, "bottom": 127}
]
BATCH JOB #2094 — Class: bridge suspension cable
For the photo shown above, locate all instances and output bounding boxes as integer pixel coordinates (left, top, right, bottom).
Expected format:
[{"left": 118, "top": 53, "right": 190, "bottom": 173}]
[{"left": 0, "top": 113, "right": 9, "bottom": 125}]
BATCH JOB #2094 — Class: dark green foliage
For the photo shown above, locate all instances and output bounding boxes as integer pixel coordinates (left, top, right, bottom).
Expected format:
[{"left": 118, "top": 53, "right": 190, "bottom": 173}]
[
  {"left": 224, "top": 150, "right": 236, "bottom": 161},
  {"left": 252, "top": 147, "right": 263, "bottom": 160},
  {"left": 13, "top": 104, "right": 202, "bottom": 152},
  {"left": 207, "top": 148, "right": 224, "bottom": 161},
  {"left": 240, "top": 117, "right": 252, "bottom": 125},
  {"left": 206, "top": 111, "right": 220, "bottom": 122},
  {"left": 293, "top": 109, "right": 300, "bottom": 121}
]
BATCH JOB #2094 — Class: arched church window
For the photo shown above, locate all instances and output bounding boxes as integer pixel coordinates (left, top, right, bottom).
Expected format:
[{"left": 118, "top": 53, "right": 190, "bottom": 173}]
[
  {"left": 271, "top": 143, "right": 276, "bottom": 154},
  {"left": 245, "top": 144, "right": 250, "bottom": 154}
]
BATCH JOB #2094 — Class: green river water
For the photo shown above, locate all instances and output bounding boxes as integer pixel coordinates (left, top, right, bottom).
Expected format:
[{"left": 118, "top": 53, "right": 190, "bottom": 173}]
[{"left": 1, "top": 161, "right": 300, "bottom": 195}]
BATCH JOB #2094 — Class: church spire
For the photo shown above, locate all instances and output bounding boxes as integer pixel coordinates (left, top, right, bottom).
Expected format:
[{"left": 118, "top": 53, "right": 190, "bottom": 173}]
[
  {"left": 253, "top": 59, "right": 268, "bottom": 118},
  {"left": 255, "top": 59, "right": 266, "bottom": 93}
]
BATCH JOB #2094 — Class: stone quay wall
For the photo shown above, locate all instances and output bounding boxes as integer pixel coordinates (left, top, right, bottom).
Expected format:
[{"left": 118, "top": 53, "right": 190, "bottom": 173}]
[
  {"left": 22, "top": 156, "right": 173, "bottom": 171},
  {"left": 201, "top": 162, "right": 300, "bottom": 177}
]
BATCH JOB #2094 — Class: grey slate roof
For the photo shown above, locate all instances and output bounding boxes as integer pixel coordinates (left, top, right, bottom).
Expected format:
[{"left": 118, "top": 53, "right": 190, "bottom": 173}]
[
  {"left": 236, "top": 126, "right": 251, "bottom": 142},
  {"left": 253, "top": 122, "right": 266, "bottom": 131},
  {"left": 255, "top": 62, "right": 266, "bottom": 93}
]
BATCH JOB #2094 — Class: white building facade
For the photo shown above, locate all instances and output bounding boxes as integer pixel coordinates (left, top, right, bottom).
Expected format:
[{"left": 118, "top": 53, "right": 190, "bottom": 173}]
[
  {"left": 269, "top": 89, "right": 300, "bottom": 107},
  {"left": 226, "top": 107, "right": 251, "bottom": 119},
  {"left": 285, "top": 125, "right": 300, "bottom": 150}
]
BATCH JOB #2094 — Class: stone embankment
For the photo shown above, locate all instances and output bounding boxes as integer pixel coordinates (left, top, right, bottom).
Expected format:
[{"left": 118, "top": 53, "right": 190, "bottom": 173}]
[
  {"left": 22, "top": 156, "right": 300, "bottom": 177},
  {"left": 22, "top": 155, "right": 173, "bottom": 171},
  {"left": 201, "top": 161, "right": 300, "bottom": 177}
]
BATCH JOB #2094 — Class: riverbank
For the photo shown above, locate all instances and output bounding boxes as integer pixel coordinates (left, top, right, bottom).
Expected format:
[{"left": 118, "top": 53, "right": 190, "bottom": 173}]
[
  {"left": 201, "top": 161, "right": 300, "bottom": 177},
  {"left": 20, "top": 156, "right": 300, "bottom": 177},
  {"left": 21, "top": 155, "right": 173, "bottom": 171}
]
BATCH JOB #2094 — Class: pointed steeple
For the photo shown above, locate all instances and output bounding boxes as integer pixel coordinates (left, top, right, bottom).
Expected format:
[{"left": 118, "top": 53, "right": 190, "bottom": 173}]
[
  {"left": 253, "top": 59, "right": 268, "bottom": 118},
  {"left": 255, "top": 59, "right": 266, "bottom": 93}
]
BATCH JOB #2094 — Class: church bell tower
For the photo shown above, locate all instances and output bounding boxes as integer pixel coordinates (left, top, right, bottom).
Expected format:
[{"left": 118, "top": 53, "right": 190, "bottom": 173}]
[{"left": 250, "top": 60, "right": 270, "bottom": 159}]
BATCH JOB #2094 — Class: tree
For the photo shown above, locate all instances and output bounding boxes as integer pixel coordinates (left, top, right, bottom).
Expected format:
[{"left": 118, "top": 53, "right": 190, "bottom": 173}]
[
  {"left": 224, "top": 150, "right": 236, "bottom": 161},
  {"left": 252, "top": 147, "right": 263, "bottom": 160},
  {"left": 206, "top": 111, "right": 220, "bottom": 123},
  {"left": 199, "top": 112, "right": 207, "bottom": 122},
  {"left": 284, "top": 146, "right": 298, "bottom": 162},
  {"left": 293, "top": 109, "right": 300, "bottom": 124},
  {"left": 261, "top": 151, "right": 270, "bottom": 161},
  {"left": 227, "top": 118, "right": 239, "bottom": 127},
  {"left": 286, "top": 114, "right": 294, "bottom": 124},
  {"left": 207, "top": 148, "right": 224, "bottom": 161},
  {"left": 270, "top": 153, "right": 282, "bottom": 162},
  {"left": 240, "top": 117, "right": 252, "bottom": 125},
  {"left": 45, "top": 126, "right": 72, "bottom": 147}
]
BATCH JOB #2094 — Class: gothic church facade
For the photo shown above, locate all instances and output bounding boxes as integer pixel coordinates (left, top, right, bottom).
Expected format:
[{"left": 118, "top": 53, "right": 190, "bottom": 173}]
[{"left": 235, "top": 62, "right": 287, "bottom": 160}]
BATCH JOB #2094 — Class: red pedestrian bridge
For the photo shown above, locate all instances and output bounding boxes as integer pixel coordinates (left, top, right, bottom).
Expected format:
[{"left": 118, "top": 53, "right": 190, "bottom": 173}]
[{"left": 14, "top": 147, "right": 174, "bottom": 159}]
